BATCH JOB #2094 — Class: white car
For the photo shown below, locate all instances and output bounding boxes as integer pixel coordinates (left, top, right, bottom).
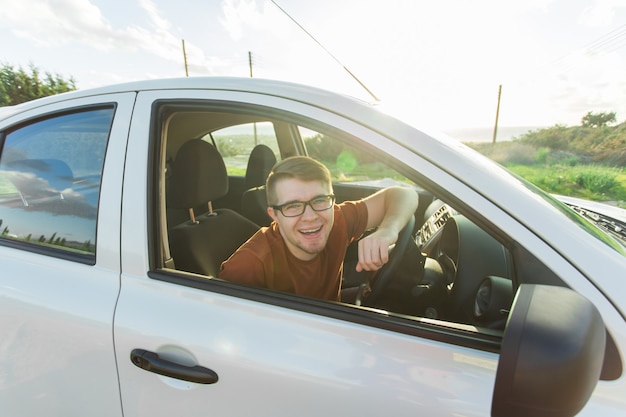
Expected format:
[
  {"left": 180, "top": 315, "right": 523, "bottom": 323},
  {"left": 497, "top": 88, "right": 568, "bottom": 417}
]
[{"left": 0, "top": 77, "right": 624, "bottom": 417}]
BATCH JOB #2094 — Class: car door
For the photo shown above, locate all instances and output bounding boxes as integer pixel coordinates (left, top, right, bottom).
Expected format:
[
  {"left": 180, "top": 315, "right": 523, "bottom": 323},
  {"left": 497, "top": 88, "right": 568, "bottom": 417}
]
[
  {"left": 0, "top": 93, "right": 136, "bottom": 417},
  {"left": 114, "top": 88, "right": 624, "bottom": 416}
]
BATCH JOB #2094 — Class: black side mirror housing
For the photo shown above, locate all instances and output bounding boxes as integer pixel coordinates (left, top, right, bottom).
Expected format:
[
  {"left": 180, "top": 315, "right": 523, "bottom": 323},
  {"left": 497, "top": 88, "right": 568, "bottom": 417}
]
[{"left": 492, "top": 284, "right": 606, "bottom": 417}]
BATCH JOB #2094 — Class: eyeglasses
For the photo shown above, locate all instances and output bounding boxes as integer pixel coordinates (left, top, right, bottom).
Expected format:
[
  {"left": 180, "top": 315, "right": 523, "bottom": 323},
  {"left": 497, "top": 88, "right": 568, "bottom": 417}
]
[{"left": 272, "top": 194, "right": 335, "bottom": 217}]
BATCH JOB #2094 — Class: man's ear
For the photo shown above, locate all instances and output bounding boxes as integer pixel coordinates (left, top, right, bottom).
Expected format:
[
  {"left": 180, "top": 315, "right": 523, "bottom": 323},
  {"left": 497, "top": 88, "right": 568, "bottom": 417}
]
[{"left": 267, "top": 206, "right": 279, "bottom": 222}]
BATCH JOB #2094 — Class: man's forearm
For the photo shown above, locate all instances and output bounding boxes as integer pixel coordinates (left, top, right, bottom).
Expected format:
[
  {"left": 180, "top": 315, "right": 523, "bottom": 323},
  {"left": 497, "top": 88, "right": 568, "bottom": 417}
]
[{"left": 379, "top": 186, "right": 419, "bottom": 234}]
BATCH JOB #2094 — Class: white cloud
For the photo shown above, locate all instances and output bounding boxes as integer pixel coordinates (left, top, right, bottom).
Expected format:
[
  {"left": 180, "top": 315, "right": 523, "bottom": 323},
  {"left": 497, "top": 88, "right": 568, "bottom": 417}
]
[
  {"left": 1, "top": 0, "right": 625, "bottom": 128},
  {"left": 220, "top": 0, "right": 257, "bottom": 41},
  {"left": 219, "top": 0, "right": 290, "bottom": 41},
  {"left": 0, "top": 0, "right": 113, "bottom": 47},
  {"left": 0, "top": 0, "right": 227, "bottom": 74},
  {"left": 138, "top": 0, "right": 171, "bottom": 31},
  {"left": 579, "top": 0, "right": 626, "bottom": 27}
]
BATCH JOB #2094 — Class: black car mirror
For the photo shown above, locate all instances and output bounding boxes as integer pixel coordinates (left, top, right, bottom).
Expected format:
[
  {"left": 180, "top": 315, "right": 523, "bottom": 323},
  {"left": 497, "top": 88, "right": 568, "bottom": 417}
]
[{"left": 492, "top": 284, "right": 606, "bottom": 417}]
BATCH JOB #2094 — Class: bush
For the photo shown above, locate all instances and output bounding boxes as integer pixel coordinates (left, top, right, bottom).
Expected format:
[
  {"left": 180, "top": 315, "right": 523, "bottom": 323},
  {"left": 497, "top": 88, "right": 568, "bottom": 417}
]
[
  {"left": 521, "top": 124, "right": 571, "bottom": 150},
  {"left": 488, "top": 142, "right": 536, "bottom": 165},
  {"left": 534, "top": 147, "right": 550, "bottom": 164},
  {"left": 469, "top": 119, "right": 626, "bottom": 201},
  {"left": 573, "top": 166, "right": 620, "bottom": 194},
  {"left": 0, "top": 63, "right": 76, "bottom": 105},
  {"left": 513, "top": 121, "right": 626, "bottom": 166},
  {"left": 304, "top": 134, "right": 375, "bottom": 164},
  {"left": 551, "top": 151, "right": 582, "bottom": 166},
  {"left": 304, "top": 134, "right": 344, "bottom": 162},
  {"left": 215, "top": 138, "right": 246, "bottom": 157}
]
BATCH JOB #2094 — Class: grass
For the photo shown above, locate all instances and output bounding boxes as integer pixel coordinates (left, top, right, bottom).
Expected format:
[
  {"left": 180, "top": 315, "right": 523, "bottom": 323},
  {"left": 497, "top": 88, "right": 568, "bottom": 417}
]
[
  {"left": 473, "top": 145, "right": 626, "bottom": 204},
  {"left": 468, "top": 138, "right": 626, "bottom": 206},
  {"left": 505, "top": 164, "right": 626, "bottom": 203}
]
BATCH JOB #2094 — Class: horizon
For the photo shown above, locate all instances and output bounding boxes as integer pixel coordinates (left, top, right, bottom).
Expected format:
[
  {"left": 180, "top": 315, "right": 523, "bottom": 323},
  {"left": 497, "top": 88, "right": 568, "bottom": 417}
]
[{"left": 443, "top": 125, "right": 547, "bottom": 143}]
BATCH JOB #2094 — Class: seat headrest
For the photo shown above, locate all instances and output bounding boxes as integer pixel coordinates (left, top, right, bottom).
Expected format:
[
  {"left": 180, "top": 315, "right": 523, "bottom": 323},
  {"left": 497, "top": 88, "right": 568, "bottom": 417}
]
[
  {"left": 244, "top": 144, "right": 277, "bottom": 189},
  {"left": 170, "top": 139, "right": 228, "bottom": 209}
]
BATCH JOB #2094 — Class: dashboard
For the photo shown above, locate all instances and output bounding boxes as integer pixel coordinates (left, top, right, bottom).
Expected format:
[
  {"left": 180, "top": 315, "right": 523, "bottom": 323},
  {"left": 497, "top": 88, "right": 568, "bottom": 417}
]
[
  {"left": 415, "top": 203, "right": 455, "bottom": 253},
  {"left": 410, "top": 200, "right": 514, "bottom": 328}
]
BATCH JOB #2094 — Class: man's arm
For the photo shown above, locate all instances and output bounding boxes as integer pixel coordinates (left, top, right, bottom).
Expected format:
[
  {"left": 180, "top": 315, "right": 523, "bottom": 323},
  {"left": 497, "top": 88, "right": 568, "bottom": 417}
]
[{"left": 356, "top": 186, "right": 419, "bottom": 272}]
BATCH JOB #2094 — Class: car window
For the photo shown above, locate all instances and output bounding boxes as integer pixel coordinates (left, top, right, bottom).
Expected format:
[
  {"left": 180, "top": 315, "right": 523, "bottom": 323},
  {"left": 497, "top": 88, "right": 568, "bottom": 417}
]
[
  {"left": 207, "top": 121, "right": 279, "bottom": 176},
  {"left": 157, "top": 104, "right": 546, "bottom": 353},
  {"left": 150, "top": 96, "right": 622, "bottom": 388},
  {"left": 156, "top": 102, "right": 621, "bottom": 381},
  {"left": 0, "top": 108, "right": 113, "bottom": 260},
  {"left": 300, "top": 126, "right": 413, "bottom": 186}
]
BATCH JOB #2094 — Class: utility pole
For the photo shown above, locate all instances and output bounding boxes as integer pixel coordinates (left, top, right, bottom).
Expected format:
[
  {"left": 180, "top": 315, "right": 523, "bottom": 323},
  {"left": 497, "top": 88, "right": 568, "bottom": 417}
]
[
  {"left": 249, "top": 51, "right": 257, "bottom": 145},
  {"left": 492, "top": 84, "right": 502, "bottom": 144},
  {"left": 182, "top": 39, "right": 189, "bottom": 77},
  {"left": 248, "top": 51, "right": 253, "bottom": 77}
]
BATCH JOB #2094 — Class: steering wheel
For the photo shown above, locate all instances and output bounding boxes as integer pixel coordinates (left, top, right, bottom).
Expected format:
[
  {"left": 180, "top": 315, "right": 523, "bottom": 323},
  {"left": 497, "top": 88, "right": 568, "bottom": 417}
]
[{"left": 360, "top": 214, "right": 415, "bottom": 306}]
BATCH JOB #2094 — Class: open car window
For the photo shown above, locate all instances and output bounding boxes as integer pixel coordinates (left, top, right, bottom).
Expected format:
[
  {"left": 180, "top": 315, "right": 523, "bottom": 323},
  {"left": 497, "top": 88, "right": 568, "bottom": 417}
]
[
  {"left": 301, "top": 126, "right": 414, "bottom": 186},
  {"left": 156, "top": 101, "right": 573, "bottom": 356},
  {"left": 205, "top": 121, "right": 280, "bottom": 177}
]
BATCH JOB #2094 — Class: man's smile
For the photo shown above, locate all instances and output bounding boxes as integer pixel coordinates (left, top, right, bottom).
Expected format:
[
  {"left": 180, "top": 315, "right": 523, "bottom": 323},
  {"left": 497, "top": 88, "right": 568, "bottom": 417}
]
[{"left": 299, "top": 225, "right": 323, "bottom": 235}]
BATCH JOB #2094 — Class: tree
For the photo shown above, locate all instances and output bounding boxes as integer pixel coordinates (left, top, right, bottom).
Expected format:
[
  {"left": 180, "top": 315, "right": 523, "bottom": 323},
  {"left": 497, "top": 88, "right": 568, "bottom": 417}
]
[
  {"left": 581, "top": 111, "right": 616, "bottom": 128},
  {"left": 0, "top": 63, "right": 77, "bottom": 106}
]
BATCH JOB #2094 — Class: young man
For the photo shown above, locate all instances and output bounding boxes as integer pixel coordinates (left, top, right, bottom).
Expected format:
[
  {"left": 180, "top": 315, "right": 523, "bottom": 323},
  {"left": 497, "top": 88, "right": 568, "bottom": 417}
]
[{"left": 219, "top": 156, "right": 419, "bottom": 302}]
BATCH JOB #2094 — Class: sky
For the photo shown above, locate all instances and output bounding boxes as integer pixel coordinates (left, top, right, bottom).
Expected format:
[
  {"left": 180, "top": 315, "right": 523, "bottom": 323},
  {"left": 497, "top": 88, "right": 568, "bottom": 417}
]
[{"left": 1, "top": 0, "right": 626, "bottom": 137}]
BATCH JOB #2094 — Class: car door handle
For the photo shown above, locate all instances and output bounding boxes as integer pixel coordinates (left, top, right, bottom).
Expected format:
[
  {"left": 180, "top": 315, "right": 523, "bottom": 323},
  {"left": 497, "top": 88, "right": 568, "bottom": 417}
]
[{"left": 130, "top": 349, "right": 219, "bottom": 384}]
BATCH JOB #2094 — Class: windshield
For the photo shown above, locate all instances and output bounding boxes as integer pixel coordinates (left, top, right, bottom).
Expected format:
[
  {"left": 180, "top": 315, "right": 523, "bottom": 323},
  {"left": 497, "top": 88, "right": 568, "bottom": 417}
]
[{"left": 518, "top": 175, "right": 626, "bottom": 255}]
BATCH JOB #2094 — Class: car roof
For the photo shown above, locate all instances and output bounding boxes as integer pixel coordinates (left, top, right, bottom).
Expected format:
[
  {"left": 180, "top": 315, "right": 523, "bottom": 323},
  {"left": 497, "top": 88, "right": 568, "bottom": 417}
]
[
  {"left": 0, "top": 105, "right": 16, "bottom": 118},
  {"left": 0, "top": 77, "right": 370, "bottom": 119}
]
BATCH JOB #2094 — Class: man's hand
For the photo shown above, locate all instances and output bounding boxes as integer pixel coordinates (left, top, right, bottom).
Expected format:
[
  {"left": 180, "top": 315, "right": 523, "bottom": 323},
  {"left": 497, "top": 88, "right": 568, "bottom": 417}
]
[
  {"left": 356, "top": 227, "right": 397, "bottom": 272},
  {"left": 357, "top": 186, "right": 418, "bottom": 272}
]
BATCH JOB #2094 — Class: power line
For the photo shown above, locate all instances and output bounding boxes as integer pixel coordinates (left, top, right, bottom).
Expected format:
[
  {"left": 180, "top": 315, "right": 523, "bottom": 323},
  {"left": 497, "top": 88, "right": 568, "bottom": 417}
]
[
  {"left": 542, "top": 23, "right": 626, "bottom": 74},
  {"left": 270, "top": 0, "right": 380, "bottom": 102},
  {"left": 582, "top": 24, "right": 626, "bottom": 55}
]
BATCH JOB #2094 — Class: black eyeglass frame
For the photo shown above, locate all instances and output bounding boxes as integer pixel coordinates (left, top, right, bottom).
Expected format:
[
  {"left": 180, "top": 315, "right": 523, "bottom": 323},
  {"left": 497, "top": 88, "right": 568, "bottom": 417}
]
[{"left": 271, "top": 194, "right": 336, "bottom": 217}]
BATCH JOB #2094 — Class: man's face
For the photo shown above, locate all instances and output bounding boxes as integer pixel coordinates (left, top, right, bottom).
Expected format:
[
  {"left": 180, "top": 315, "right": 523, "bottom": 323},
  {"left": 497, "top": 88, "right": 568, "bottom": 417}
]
[{"left": 268, "top": 178, "right": 334, "bottom": 261}]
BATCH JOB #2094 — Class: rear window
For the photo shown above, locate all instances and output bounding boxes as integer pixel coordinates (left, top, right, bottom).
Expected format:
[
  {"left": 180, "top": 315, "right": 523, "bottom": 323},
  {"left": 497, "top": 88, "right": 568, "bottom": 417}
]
[{"left": 0, "top": 107, "right": 113, "bottom": 261}]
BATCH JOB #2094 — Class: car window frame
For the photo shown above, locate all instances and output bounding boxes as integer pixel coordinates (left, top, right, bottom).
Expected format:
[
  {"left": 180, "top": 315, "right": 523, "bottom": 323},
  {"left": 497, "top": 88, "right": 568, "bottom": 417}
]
[
  {"left": 148, "top": 98, "right": 513, "bottom": 354},
  {"left": 144, "top": 94, "right": 622, "bottom": 368}
]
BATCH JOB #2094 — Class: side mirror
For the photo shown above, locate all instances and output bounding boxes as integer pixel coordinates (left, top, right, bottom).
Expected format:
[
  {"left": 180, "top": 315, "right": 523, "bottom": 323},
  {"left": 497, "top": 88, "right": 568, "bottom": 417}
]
[{"left": 492, "top": 284, "right": 606, "bottom": 417}]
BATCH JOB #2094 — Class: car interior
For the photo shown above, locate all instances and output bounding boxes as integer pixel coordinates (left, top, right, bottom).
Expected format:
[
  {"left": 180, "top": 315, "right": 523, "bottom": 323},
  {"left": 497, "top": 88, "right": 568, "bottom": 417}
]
[
  {"left": 154, "top": 102, "right": 622, "bottom": 381},
  {"left": 158, "top": 104, "right": 519, "bottom": 326}
]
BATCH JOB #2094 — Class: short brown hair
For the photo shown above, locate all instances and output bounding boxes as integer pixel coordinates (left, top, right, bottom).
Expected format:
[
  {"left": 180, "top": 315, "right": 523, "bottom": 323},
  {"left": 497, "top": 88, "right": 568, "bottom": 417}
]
[{"left": 266, "top": 156, "right": 332, "bottom": 205}]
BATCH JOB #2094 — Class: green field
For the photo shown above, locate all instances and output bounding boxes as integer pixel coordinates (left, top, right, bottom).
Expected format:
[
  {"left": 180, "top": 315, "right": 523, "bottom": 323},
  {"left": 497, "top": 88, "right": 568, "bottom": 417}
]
[
  {"left": 504, "top": 164, "right": 626, "bottom": 204},
  {"left": 468, "top": 123, "right": 626, "bottom": 207}
]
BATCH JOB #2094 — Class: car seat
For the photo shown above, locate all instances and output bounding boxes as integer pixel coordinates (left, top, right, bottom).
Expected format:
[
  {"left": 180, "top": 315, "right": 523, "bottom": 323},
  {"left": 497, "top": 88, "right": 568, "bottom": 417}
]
[
  {"left": 168, "top": 139, "right": 259, "bottom": 277},
  {"left": 241, "top": 144, "right": 277, "bottom": 227}
]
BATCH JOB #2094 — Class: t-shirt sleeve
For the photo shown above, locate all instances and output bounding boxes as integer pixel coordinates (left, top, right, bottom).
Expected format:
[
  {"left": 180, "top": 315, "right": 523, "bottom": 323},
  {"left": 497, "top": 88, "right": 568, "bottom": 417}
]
[{"left": 338, "top": 199, "right": 369, "bottom": 242}]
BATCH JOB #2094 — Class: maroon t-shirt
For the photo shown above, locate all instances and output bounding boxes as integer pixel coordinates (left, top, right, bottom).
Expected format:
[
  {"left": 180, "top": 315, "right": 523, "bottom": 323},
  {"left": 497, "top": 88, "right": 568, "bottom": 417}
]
[{"left": 219, "top": 201, "right": 368, "bottom": 301}]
